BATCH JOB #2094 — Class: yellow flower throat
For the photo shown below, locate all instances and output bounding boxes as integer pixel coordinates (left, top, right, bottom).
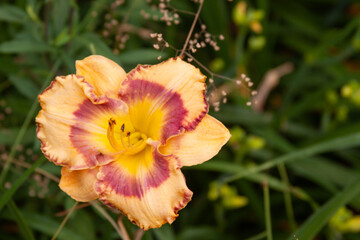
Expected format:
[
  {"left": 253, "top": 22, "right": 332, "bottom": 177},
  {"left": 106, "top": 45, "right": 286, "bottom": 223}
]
[{"left": 107, "top": 118, "right": 147, "bottom": 155}]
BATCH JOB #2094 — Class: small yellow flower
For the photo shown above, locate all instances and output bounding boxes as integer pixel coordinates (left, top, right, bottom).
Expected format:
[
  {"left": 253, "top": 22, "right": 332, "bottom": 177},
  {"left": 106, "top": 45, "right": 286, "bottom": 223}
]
[{"left": 36, "top": 55, "right": 230, "bottom": 230}]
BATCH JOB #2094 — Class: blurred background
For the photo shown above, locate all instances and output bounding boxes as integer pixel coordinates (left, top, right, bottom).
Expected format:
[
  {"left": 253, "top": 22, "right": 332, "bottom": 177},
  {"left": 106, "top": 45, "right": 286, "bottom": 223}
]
[{"left": 1, "top": 0, "right": 360, "bottom": 239}]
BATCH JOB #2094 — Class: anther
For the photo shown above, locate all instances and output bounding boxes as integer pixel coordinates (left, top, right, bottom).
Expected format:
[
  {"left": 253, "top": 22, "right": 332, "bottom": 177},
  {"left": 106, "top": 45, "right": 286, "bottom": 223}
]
[
  {"left": 121, "top": 123, "right": 125, "bottom": 132},
  {"left": 108, "top": 118, "right": 116, "bottom": 128},
  {"left": 127, "top": 132, "right": 131, "bottom": 147}
]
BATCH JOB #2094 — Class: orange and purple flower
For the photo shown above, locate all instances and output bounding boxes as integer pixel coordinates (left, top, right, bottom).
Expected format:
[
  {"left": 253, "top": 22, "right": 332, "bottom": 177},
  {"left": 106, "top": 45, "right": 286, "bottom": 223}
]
[{"left": 36, "top": 55, "right": 230, "bottom": 229}]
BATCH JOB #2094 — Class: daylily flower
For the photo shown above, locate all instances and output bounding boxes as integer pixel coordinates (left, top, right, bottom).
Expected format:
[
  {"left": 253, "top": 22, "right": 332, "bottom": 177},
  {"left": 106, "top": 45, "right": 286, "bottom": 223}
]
[{"left": 36, "top": 55, "right": 230, "bottom": 230}]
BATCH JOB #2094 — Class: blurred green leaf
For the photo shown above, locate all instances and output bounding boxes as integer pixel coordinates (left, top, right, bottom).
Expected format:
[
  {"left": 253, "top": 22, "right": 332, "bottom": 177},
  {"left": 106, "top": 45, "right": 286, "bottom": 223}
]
[
  {"left": 153, "top": 224, "right": 176, "bottom": 240},
  {"left": 0, "top": 40, "right": 52, "bottom": 53},
  {"left": 0, "top": 127, "right": 36, "bottom": 146},
  {"left": 192, "top": 161, "right": 311, "bottom": 201},
  {"left": 8, "top": 75, "right": 39, "bottom": 99},
  {"left": 51, "top": 0, "right": 71, "bottom": 35},
  {"left": 223, "top": 130, "right": 360, "bottom": 183},
  {"left": 178, "top": 226, "right": 223, "bottom": 240},
  {"left": 212, "top": 105, "right": 271, "bottom": 126},
  {"left": 5, "top": 198, "right": 36, "bottom": 240},
  {"left": 0, "top": 5, "right": 27, "bottom": 23},
  {"left": 289, "top": 177, "right": 360, "bottom": 240},
  {"left": 75, "top": 33, "right": 116, "bottom": 60},
  {"left": 117, "top": 49, "right": 167, "bottom": 65},
  {"left": 22, "top": 212, "right": 86, "bottom": 240}
]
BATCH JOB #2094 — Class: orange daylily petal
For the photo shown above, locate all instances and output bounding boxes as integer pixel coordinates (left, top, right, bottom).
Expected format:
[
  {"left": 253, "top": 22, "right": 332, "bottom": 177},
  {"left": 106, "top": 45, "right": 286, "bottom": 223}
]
[
  {"left": 95, "top": 147, "right": 192, "bottom": 230},
  {"left": 76, "top": 55, "right": 126, "bottom": 100},
  {"left": 119, "top": 58, "right": 208, "bottom": 143},
  {"left": 36, "top": 75, "right": 91, "bottom": 168},
  {"left": 36, "top": 74, "right": 128, "bottom": 169},
  {"left": 159, "top": 114, "right": 231, "bottom": 166},
  {"left": 59, "top": 167, "right": 99, "bottom": 202}
]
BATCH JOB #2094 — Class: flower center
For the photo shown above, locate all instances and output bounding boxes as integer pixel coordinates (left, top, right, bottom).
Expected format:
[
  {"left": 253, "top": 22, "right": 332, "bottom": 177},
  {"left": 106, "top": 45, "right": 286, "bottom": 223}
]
[{"left": 107, "top": 118, "right": 147, "bottom": 155}]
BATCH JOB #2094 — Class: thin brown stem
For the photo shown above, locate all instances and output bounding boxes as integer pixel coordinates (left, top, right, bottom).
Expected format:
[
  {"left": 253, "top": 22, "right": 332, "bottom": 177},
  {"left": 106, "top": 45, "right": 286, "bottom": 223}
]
[
  {"left": 117, "top": 216, "right": 131, "bottom": 240},
  {"left": 167, "top": 5, "right": 196, "bottom": 16},
  {"left": 182, "top": 51, "right": 211, "bottom": 75},
  {"left": 51, "top": 202, "right": 78, "bottom": 240},
  {"left": 253, "top": 62, "right": 294, "bottom": 112},
  {"left": 1, "top": 158, "right": 60, "bottom": 183},
  {"left": 55, "top": 203, "right": 90, "bottom": 216},
  {"left": 179, "top": 0, "right": 204, "bottom": 58},
  {"left": 91, "top": 201, "right": 125, "bottom": 239},
  {"left": 134, "top": 229, "right": 145, "bottom": 240}
]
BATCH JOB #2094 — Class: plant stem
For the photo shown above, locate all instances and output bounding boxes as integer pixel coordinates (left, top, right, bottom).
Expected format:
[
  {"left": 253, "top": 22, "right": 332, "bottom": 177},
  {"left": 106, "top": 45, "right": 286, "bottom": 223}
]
[
  {"left": 278, "top": 163, "right": 296, "bottom": 231},
  {"left": 117, "top": 216, "right": 131, "bottom": 240},
  {"left": 51, "top": 201, "right": 78, "bottom": 240},
  {"left": 179, "top": 0, "right": 204, "bottom": 58},
  {"left": 91, "top": 201, "right": 125, "bottom": 239},
  {"left": 263, "top": 181, "right": 272, "bottom": 240}
]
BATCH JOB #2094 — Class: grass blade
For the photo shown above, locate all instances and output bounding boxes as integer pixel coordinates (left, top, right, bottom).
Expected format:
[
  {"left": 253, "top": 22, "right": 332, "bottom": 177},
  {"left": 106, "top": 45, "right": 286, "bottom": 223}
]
[
  {"left": 222, "top": 131, "right": 360, "bottom": 183},
  {"left": 2, "top": 192, "right": 36, "bottom": 240},
  {"left": 0, "top": 157, "right": 45, "bottom": 212},
  {"left": 288, "top": 176, "right": 360, "bottom": 239},
  {"left": 0, "top": 59, "right": 61, "bottom": 186},
  {"left": 51, "top": 202, "right": 79, "bottom": 240}
]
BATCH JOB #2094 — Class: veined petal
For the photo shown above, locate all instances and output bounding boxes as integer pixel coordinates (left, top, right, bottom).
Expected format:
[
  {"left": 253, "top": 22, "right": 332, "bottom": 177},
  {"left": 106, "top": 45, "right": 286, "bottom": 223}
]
[
  {"left": 159, "top": 115, "right": 231, "bottom": 166},
  {"left": 95, "top": 147, "right": 192, "bottom": 230},
  {"left": 76, "top": 55, "right": 126, "bottom": 100},
  {"left": 36, "top": 74, "right": 129, "bottom": 169},
  {"left": 119, "top": 58, "right": 208, "bottom": 143},
  {"left": 70, "top": 97, "right": 132, "bottom": 169},
  {"left": 59, "top": 167, "right": 99, "bottom": 202}
]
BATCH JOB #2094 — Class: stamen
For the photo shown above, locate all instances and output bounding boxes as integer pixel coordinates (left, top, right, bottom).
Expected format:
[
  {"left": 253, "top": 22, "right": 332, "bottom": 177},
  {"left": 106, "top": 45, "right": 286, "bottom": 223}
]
[
  {"left": 107, "top": 119, "right": 148, "bottom": 155},
  {"left": 119, "top": 129, "right": 127, "bottom": 149},
  {"left": 124, "top": 132, "right": 148, "bottom": 155},
  {"left": 107, "top": 118, "right": 122, "bottom": 151},
  {"left": 107, "top": 149, "right": 126, "bottom": 156}
]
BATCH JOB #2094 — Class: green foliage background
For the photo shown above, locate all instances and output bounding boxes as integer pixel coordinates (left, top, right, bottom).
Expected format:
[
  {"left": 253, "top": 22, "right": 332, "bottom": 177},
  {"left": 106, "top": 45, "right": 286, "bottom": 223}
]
[{"left": 1, "top": 0, "right": 360, "bottom": 239}]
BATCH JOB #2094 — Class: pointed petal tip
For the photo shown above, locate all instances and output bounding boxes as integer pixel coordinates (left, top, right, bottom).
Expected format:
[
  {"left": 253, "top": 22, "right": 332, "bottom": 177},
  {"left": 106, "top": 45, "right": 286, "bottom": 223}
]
[
  {"left": 76, "top": 55, "right": 126, "bottom": 99},
  {"left": 160, "top": 114, "right": 230, "bottom": 167}
]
